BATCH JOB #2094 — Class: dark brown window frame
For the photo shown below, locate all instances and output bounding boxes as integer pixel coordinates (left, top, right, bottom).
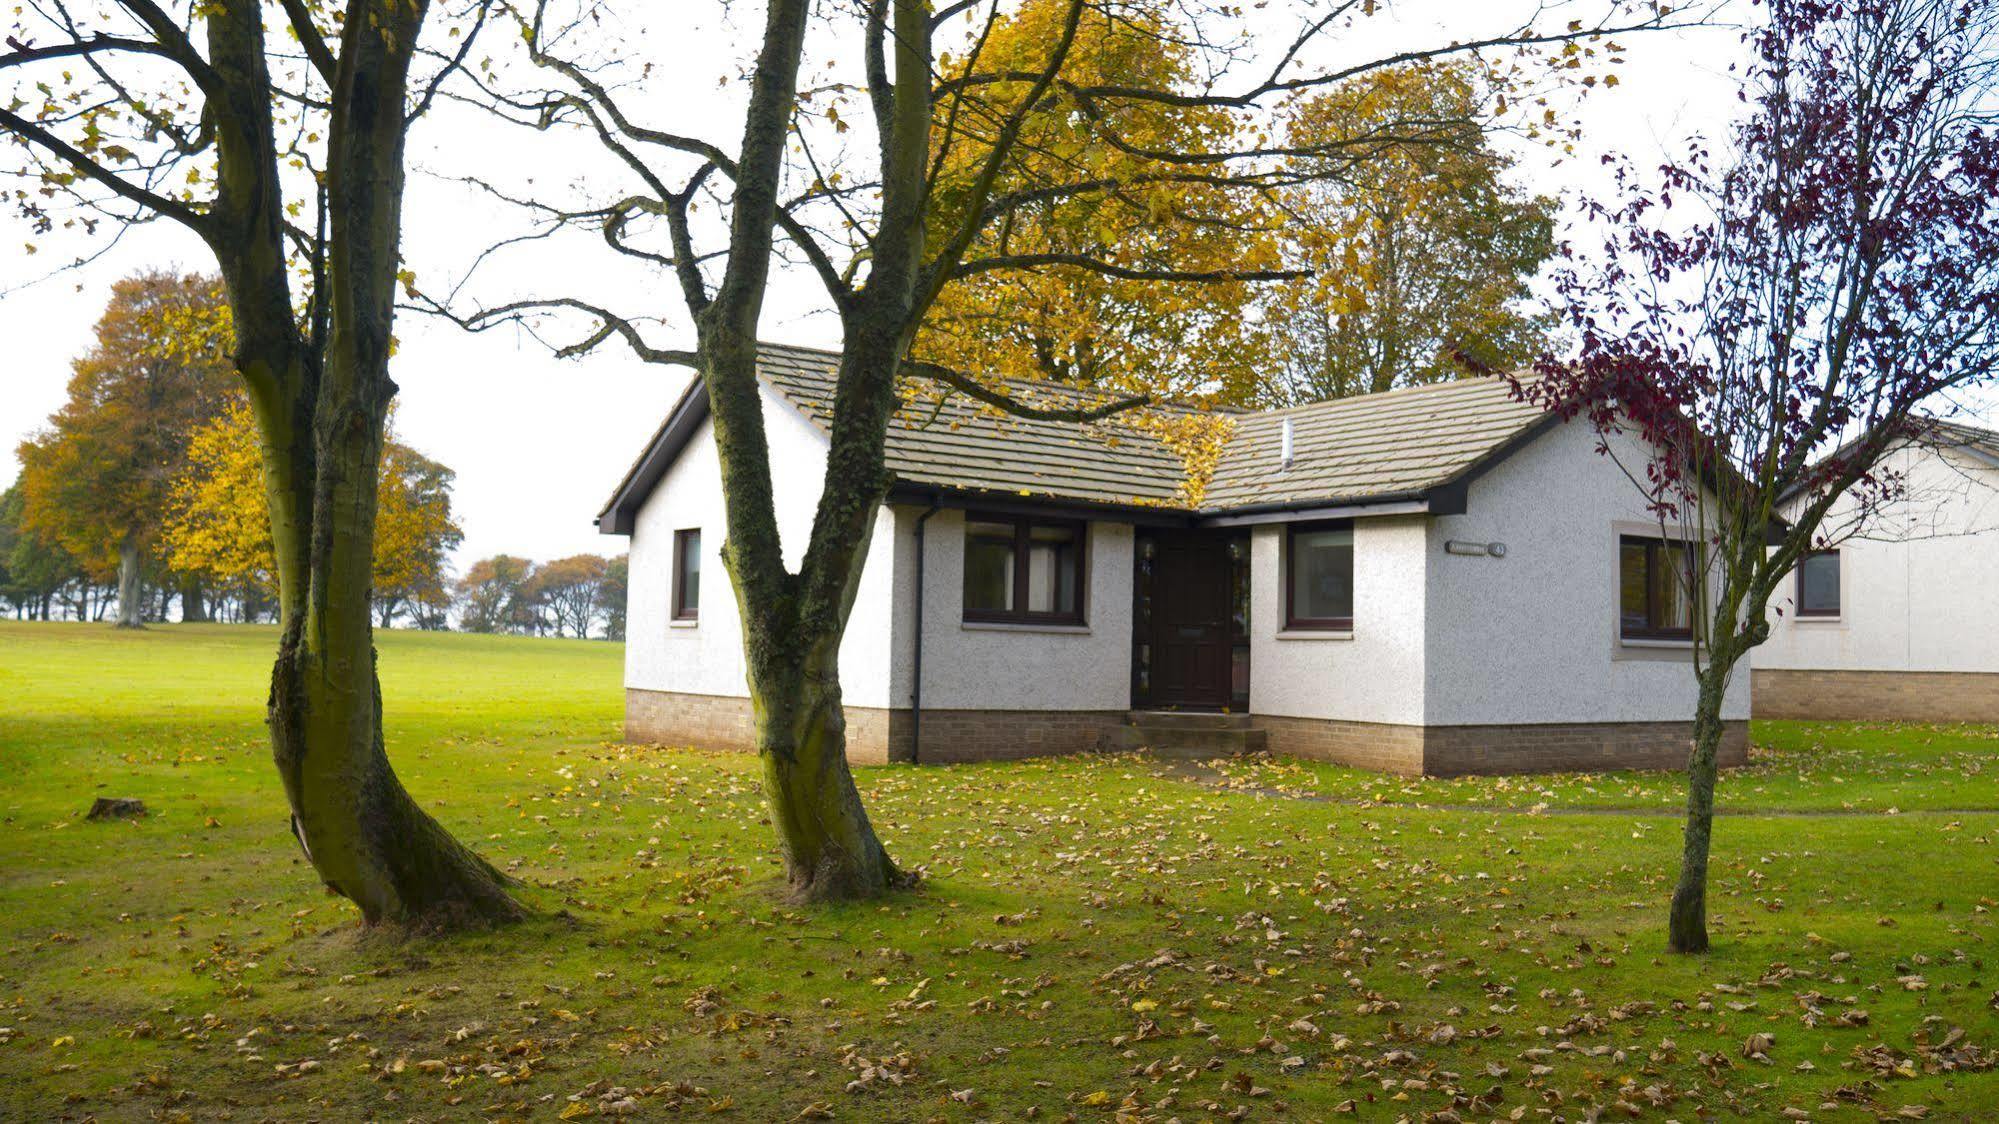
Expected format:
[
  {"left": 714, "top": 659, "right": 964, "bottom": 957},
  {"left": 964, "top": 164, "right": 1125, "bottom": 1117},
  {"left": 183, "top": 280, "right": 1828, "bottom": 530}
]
[
  {"left": 1795, "top": 549, "right": 1841, "bottom": 617},
  {"left": 1284, "top": 520, "right": 1355, "bottom": 631},
  {"left": 1619, "top": 534, "right": 1696, "bottom": 642},
  {"left": 672, "top": 528, "right": 701, "bottom": 621},
  {"left": 961, "top": 513, "right": 1088, "bottom": 625}
]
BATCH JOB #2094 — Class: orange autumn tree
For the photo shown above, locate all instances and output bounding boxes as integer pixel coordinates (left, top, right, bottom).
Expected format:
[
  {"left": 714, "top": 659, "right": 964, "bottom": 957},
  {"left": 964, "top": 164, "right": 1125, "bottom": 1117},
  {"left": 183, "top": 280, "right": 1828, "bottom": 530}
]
[
  {"left": 913, "top": 0, "right": 1283, "bottom": 407},
  {"left": 165, "top": 400, "right": 463, "bottom": 628},
  {"left": 14, "top": 272, "right": 237, "bottom": 626}
]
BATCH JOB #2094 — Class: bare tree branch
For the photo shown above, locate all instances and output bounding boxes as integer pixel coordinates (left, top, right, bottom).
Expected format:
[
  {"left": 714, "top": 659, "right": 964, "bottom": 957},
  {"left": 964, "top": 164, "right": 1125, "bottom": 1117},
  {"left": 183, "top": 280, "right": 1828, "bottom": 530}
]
[
  {"left": 904, "top": 360, "right": 1151, "bottom": 422},
  {"left": 276, "top": 0, "right": 337, "bottom": 84},
  {"left": 0, "top": 105, "right": 208, "bottom": 233}
]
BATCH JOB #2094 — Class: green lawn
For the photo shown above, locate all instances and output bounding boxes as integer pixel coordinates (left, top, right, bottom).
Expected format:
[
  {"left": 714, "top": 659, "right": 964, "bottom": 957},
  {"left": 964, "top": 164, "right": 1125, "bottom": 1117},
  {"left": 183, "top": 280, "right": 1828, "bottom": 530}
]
[{"left": 0, "top": 621, "right": 1993, "bottom": 1121}]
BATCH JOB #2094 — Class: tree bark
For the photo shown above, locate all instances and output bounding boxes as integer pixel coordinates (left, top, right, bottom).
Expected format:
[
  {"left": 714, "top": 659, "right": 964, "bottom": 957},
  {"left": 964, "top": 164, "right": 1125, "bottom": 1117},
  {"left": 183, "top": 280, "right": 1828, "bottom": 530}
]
[
  {"left": 715, "top": 317, "right": 912, "bottom": 902},
  {"left": 198, "top": 0, "right": 521, "bottom": 930},
  {"left": 749, "top": 632, "right": 902, "bottom": 901},
  {"left": 1667, "top": 662, "right": 1733, "bottom": 953},
  {"left": 180, "top": 576, "right": 208, "bottom": 622},
  {"left": 114, "top": 537, "right": 144, "bottom": 628}
]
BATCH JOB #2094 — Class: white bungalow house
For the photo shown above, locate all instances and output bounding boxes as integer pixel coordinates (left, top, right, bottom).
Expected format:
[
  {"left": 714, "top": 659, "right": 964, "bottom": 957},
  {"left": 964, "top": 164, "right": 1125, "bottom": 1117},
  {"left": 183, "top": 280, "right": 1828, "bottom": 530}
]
[
  {"left": 1756, "top": 421, "right": 1999, "bottom": 723},
  {"left": 597, "top": 343, "right": 1750, "bottom": 775}
]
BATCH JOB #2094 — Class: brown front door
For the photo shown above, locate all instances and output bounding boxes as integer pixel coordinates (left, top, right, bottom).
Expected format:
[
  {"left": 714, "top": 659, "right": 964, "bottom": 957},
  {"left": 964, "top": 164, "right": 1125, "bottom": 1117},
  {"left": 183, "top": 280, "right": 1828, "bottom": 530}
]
[{"left": 1134, "top": 531, "right": 1238, "bottom": 709}]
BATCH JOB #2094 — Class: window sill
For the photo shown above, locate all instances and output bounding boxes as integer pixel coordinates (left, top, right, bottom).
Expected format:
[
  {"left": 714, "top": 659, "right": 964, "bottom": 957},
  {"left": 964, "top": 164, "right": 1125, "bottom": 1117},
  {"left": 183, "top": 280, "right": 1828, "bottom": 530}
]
[
  {"left": 1792, "top": 615, "right": 1844, "bottom": 624},
  {"left": 669, "top": 618, "right": 699, "bottom": 629},
  {"left": 1614, "top": 638, "right": 1694, "bottom": 663},
  {"left": 1277, "top": 629, "right": 1354, "bottom": 641},
  {"left": 960, "top": 619, "right": 1091, "bottom": 635}
]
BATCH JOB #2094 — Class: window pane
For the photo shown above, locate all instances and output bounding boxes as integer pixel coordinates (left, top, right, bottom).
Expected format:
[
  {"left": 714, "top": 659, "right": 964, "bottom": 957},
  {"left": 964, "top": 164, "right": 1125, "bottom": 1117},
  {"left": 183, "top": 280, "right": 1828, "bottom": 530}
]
[
  {"left": 1654, "top": 545, "right": 1692, "bottom": 632},
  {"left": 677, "top": 530, "right": 700, "bottom": 615},
  {"left": 1619, "top": 541, "right": 1650, "bottom": 635},
  {"left": 1291, "top": 527, "right": 1354, "bottom": 621},
  {"left": 1026, "top": 523, "right": 1080, "bottom": 614},
  {"left": 964, "top": 521, "right": 1016, "bottom": 612},
  {"left": 1799, "top": 551, "right": 1840, "bottom": 614}
]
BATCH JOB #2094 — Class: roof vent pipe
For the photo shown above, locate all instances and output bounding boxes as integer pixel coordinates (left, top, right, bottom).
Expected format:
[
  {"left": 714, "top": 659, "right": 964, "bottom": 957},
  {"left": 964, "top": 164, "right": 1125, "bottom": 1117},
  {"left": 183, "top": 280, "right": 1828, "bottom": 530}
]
[{"left": 1280, "top": 416, "right": 1295, "bottom": 471}]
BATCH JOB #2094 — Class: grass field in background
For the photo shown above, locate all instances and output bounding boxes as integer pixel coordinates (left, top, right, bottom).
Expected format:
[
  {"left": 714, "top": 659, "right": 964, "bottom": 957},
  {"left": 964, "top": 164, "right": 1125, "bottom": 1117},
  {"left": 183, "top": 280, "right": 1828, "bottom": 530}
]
[{"left": 0, "top": 621, "right": 1993, "bottom": 1120}]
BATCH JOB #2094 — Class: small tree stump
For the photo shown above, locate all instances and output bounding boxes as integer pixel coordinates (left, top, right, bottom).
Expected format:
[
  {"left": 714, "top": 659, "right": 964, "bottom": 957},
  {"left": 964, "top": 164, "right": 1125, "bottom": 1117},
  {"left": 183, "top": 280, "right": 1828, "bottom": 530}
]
[{"left": 86, "top": 797, "right": 147, "bottom": 821}]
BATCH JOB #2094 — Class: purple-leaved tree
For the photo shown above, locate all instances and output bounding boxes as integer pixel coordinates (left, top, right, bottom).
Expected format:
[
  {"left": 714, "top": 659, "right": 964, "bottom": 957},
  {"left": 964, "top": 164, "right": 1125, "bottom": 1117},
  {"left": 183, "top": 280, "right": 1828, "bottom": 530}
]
[{"left": 1521, "top": 0, "right": 1999, "bottom": 953}]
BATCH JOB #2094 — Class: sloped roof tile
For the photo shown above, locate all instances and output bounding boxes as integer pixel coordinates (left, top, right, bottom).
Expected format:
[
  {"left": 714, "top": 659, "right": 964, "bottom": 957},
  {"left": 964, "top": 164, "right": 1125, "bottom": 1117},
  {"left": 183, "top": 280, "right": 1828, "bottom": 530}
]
[{"left": 600, "top": 342, "right": 1559, "bottom": 529}]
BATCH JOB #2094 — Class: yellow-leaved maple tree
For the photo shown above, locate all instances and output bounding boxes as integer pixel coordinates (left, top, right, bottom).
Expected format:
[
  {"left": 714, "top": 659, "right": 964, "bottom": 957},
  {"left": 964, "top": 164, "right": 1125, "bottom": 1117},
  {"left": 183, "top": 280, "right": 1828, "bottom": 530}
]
[
  {"left": 164, "top": 400, "right": 463, "bottom": 628},
  {"left": 914, "top": 0, "right": 1283, "bottom": 407}
]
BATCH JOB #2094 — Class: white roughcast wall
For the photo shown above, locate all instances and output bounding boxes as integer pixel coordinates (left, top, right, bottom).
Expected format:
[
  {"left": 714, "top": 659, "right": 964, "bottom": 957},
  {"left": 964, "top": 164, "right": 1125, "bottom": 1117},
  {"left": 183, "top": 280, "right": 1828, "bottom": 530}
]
[
  {"left": 1247, "top": 514, "right": 1429, "bottom": 726},
  {"left": 885, "top": 507, "right": 1136, "bottom": 711},
  {"left": 1758, "top": 443, "right": 1999, "bottom": 673},
  {"left": 1423, "top": 421, "right": 1752, "bottom": 725},
  {"left": 623, "top": 385, "right": 898, "bottom": 708}
]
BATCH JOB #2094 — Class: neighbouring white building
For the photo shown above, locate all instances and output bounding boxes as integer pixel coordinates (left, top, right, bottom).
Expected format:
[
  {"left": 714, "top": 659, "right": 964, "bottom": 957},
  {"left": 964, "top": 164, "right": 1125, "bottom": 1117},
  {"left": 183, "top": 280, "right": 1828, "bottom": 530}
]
[
  {"left": 1756, "top": 422, "right": 1999, "bottom": 723},
  {"left": 597, "top": 344, "right": 1750, "bottom": 775}
]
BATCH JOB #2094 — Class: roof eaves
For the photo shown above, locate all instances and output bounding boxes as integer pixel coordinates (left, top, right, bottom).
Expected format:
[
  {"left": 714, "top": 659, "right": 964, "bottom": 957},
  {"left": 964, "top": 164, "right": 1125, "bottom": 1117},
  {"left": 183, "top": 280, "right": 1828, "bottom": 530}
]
[
  {"left": 597, "top": 375, "right": 709, "bottom": 535},
  {"left": 1194, "top": 490, "right": 1435, "bottom": 526}
]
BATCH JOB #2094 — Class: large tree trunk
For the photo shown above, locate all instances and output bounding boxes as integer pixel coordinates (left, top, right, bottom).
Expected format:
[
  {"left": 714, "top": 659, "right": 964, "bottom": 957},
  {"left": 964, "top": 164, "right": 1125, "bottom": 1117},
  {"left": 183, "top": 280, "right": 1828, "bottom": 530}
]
[
  {"left": 180, "top": 576, "right": 208, "bottom": 622},
  {"left": 703, "top": 326, "right": 906, "bottom": 903},
  {"left": 114, "top": 535, "right": 145, "bottom": 628},
  {"left": 749, "top": 635, "right": 901, "bottom": 902},
  {"left": 1667, "top": 663, "right": 1734, "bottom": 953},
  {"left": 201, "top": 0, "right": 520, "bottom": 930}
]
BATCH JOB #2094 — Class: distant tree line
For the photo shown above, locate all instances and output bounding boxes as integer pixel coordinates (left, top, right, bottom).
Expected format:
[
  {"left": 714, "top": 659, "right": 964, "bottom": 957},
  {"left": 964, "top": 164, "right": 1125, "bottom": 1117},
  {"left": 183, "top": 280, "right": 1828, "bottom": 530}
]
[{"left": 455, "top": 554, "right": 628, "bottom": 641}]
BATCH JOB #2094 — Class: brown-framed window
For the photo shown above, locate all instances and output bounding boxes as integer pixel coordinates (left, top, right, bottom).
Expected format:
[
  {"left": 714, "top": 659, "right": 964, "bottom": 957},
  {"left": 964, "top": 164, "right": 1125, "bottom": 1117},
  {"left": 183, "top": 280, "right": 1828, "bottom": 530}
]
[
  {"left": 1796, "top": 549, "right": 1841, "bottom": 617},
  {"left": 1285, "top": 521, "right": 1354, "bottom": 630},
  {"left": 672, "top": 528, "right": 701, "bottom": 621},
  {"left": 962, "top": 514, "right": 1086, "bottom": 624},
  {"left": 1619, "top": 534, "right": 1695, "bottom": 641}
]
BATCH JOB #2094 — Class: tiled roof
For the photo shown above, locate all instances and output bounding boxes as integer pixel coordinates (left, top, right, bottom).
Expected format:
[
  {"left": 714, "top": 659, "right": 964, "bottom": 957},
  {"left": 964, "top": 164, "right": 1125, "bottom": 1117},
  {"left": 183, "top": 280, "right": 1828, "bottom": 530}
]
[
  {"left": 759, "top": 343, "right": 1551, "bottom": 513},
  {"left": 1925, "top": 419, "right": 1999, "bottom": 468},
  {"left": 757, "top": 343, "right": 1192, "bottom": 508},
  {"left": 1203, "top": 375, "right": 1551, "bottom": 510},
  {"left": 598, "top": 342, "right": 1563, "bottom": 531}
]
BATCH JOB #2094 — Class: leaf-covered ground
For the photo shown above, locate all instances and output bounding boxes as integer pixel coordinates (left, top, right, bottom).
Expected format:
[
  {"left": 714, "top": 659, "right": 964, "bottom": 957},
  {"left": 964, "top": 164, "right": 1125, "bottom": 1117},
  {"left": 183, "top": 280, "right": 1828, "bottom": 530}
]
[{"left": 0, "top": 621, "right": 1993, "bottom": 1121}]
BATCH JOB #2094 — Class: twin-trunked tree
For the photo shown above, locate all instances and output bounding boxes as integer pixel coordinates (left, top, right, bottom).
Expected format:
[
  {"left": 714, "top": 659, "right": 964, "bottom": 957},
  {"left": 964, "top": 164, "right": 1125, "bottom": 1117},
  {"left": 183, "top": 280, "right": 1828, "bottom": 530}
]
[
  {"left": 1523, "top": 0, "right": 1999, "bottom": 952},
  {"left": 449, "top": 0, "right": 1686, "bottom": 901},
  {"left": 2, "top": 1, "right": 521, "bottom": 927}
]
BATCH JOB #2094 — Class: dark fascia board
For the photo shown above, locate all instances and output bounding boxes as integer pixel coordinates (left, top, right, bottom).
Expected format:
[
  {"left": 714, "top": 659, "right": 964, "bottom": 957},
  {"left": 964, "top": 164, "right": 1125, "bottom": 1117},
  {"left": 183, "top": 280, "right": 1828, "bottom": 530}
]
[
  {"left": 884, "top": 481, "right": 1196, "bottom": 527},
  {"left": 1193, "top": 494, "right": 1433, "bottom": 527},
  {"left": 1425, "top": 412, "right": 1564, "bottom": 513},
  {"left": 596, "top": 376, "right": 710, "bottom": 535},
  {"left": 887, "top": 480, "right": 1455, "bottom": 528}
]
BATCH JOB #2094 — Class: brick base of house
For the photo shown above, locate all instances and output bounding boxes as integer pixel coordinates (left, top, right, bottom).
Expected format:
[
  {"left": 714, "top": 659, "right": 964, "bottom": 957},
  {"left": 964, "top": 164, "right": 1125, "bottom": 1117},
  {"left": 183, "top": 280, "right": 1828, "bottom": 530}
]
[
  {"left": 1253, "top": 714, "right": 1746, "bottom": 776},
  {"left": 1252, "top": 715, "right": 1427, "bottom": 774},
  {"left": 627, "top": 689, "right": 1745, "bottom": 775},
  {"left": 624, "top": 689, "right": 1124, "bottom": 765},
  {"left": 1753, "top": 668, "right": 1999, "bottom": 724}
]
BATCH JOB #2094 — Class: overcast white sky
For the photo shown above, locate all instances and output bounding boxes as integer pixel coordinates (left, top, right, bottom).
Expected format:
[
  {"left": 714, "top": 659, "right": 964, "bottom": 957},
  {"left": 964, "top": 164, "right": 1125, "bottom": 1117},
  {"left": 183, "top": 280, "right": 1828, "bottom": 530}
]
[{"left": 8, "top": 0, "right": 1949, "bottom": 573}]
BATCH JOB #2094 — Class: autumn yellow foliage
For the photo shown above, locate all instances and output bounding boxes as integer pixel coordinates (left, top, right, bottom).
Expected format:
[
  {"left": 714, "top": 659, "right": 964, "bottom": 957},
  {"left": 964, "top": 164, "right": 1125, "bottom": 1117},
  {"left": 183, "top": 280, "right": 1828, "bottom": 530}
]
[
  {"left": 163, "top": 400, "right": 462, "bottom": 612},
  {"left": 13, "top": 272, "right": 236, "bottom": 576},
  {"left": 1264, "top": 61, "right": 1555, "bottom": 402},
  {"left": 916, "top": 0, "right": 1282, "bottom": 407}
]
